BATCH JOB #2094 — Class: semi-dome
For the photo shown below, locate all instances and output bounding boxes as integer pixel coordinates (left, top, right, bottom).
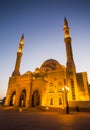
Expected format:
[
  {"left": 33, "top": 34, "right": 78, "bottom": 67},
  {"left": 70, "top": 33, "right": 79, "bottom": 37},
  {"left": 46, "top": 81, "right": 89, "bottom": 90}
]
[{"left": 40, "top": 59, "right": 65, "bottom": 71}]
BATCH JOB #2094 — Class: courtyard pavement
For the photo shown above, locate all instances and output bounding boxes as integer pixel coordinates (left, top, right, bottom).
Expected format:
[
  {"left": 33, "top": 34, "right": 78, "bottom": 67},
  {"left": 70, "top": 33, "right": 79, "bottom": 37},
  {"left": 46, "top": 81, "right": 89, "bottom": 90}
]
[{"left": 0, "top": 110, "right": 90, "bottom": 130}]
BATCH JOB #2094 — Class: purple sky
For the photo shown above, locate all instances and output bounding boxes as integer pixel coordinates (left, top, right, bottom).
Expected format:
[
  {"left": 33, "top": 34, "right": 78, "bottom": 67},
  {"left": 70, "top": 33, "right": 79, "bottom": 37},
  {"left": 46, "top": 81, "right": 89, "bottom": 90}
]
[{"left": 0, "top": 0, "right": 90, "bottom": 99}]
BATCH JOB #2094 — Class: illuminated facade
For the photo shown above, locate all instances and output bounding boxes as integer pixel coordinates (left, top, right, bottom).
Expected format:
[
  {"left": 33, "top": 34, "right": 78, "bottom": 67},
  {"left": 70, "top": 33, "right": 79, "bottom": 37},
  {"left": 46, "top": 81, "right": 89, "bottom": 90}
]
[{"left": 5, "top": 18, "right": 90, "bottom": 108}]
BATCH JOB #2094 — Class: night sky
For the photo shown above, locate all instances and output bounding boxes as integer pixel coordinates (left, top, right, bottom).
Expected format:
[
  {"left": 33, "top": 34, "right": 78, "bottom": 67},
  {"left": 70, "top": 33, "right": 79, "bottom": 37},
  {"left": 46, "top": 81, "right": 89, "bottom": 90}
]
[{"left": 0, "top": 0, "right": 90, "bottom": 99}]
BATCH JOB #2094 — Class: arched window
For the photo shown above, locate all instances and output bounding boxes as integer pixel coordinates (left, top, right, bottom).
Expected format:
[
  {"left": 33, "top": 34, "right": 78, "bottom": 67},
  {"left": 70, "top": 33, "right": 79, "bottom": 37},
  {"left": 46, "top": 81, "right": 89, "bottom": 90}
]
[
  {"left": 10, "top": 91, "right": 16, "bottom": 106},
  {"left": 50, "top": 98, "right": 53, "bottom": 105},
  {"left": 19, "top": 89, "right": 26, "bottom": 107},
  {"left": 32, "top": 90, "right": 40, "bottom": 107},
  {"left": 59, "top": 97, "right": 62, "bottom": 105}
]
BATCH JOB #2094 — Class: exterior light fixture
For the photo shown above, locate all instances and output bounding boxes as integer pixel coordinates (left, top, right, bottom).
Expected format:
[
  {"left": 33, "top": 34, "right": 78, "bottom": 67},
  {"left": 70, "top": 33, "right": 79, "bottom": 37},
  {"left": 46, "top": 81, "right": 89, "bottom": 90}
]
[{"left": 62, "top": 86, "right": 70, "bottom": 114}]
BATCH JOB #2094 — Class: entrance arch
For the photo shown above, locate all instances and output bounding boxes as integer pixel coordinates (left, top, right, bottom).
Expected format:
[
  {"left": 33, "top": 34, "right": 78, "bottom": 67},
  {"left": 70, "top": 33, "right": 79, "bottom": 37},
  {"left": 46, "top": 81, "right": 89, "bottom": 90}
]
[
  {"left": 32, "top": 90, "right": 40, "bottom": 107},
  {"left": 19, "top": 89, "right": 26, "bottom": 107},
  {"left": 10, "top": 91, "right": 16, "bottom": 106}
]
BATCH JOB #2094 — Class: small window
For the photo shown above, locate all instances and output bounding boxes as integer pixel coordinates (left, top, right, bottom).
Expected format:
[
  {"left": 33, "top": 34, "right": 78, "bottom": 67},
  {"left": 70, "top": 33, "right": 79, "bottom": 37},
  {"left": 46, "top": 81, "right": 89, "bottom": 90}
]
[
  {"left": 59, "top": 97, "right": 62, "bottom": 105},
  {"left": 50, "top": 98, "right": 53, "bottom": 105}
]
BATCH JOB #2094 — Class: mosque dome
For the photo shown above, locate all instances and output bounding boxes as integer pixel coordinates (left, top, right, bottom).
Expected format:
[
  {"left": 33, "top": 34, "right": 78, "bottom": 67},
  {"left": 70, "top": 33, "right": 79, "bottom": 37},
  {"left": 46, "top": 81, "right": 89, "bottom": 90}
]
[
  {"left": 23, "top": 71, "right": 32, "bottom": 75},
  {"left": 40, "top": 59, "right": 65, "bottom": 71}
]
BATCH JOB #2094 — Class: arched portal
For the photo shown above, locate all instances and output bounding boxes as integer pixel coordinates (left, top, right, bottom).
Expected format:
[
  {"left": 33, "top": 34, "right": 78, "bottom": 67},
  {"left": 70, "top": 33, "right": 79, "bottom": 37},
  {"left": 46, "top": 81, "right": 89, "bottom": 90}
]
[
  {"left": 19, "top": 89, "right": 26, "bottom": 107},
  {"left": 32, "top": 90, "right": 40, "bottom": 107},
  {"left": 10, "top": 91, "right": 16, "bottom": 106}
]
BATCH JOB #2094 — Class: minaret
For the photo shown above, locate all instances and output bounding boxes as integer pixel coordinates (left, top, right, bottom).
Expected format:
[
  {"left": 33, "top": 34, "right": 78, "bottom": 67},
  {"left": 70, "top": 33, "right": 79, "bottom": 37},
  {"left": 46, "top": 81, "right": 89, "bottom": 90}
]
[
  {"left": 12, "top": 34, "right": 24, "bottom": 76},
  {"left": 63, "top": 18, "right": 78, "bottom": 100},
  {"left": 63, "top": 17, "right": 76, "bottom": 73}
]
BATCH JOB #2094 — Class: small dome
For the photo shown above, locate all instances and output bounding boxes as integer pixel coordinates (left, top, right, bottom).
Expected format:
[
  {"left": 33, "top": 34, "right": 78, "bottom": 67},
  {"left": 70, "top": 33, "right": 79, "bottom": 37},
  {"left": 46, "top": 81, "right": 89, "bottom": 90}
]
[
  {"left": 23, "top": 71, "right": 32, "bottom": 75},
  {"left": 40, "top": 59, "right": 65, "bottom": 71}
]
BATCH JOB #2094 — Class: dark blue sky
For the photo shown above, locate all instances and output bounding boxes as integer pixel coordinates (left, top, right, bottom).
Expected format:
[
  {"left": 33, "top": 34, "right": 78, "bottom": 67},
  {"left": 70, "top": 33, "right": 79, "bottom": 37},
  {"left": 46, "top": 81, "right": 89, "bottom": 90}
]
[{"left": 0, "top": 0, "right": 90, "bottom": 98}]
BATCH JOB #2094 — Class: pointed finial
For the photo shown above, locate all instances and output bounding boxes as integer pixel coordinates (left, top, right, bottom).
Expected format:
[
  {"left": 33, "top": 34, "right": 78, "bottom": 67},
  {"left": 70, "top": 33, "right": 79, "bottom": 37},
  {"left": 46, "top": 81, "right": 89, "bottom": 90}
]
[
  {"left": 20, "top": 33, "right": 24, "bottom": 44},
  {"left": 18, "top": 34, "right": 24, "bottom": 53},
  {"left": 64, "top": 17, "right": 68, "bottom": 27},
  {"left": 21, "top": 33, "right": 24, "bottom": 39}
]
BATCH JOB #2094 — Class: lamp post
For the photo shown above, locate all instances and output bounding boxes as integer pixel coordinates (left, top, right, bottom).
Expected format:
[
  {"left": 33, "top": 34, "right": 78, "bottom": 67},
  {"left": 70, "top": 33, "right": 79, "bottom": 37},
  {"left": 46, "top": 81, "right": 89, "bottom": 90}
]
[{"left": 62, "top": 86, "right": 69, "bottom": 114}]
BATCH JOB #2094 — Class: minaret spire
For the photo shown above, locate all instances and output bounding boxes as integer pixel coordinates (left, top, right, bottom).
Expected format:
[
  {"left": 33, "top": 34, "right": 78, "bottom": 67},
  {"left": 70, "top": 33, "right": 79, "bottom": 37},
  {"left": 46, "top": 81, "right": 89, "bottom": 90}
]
[
  {"left": 64, "top": 17, "right": 70, "bottom": 39},
  {"left": 12, "top": 34, "right": 24, "bottom": 76},
  {"left": 18, "top": 34, "right": 24, "bottom": 53},
  {"left": 64, "top": 17, "right": 68, "bottom": 27},
  {"left": 63, "top": 17, "right": 76, "bottom": 72},
  {"left": 64, "top": 18, "right": 73, "bottom": 62}
]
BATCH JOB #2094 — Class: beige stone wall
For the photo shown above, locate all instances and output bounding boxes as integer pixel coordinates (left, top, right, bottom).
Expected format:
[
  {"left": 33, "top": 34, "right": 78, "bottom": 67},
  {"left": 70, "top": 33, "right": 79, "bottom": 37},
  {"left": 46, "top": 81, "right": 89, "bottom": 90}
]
[
  {"left": 43, "top": 70, "right": 65, "bottom": 107},
  {"left": 76, "top": 72, "right": 90, "bottom": 100},
  {"left": 68, "top": 101, "right": 90, "bottom": 108},
  {"left": 5, "top": 74, "right": 32, "bottom": 107}
]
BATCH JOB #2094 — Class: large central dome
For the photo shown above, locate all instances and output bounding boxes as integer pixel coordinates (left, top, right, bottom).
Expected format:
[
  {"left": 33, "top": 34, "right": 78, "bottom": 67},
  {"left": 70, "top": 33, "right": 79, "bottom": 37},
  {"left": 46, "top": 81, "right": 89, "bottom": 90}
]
[{"left": 40, "top": 59, "right": 65, "bottom": 71}]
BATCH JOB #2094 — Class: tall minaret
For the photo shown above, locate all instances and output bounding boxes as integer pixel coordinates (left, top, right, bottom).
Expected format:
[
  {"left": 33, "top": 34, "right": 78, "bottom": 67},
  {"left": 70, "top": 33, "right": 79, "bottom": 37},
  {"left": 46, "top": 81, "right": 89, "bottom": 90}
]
[
  {"left": 63, "top": 18, "right": 78, "bottom": 100},
  {"left": 12, "top": 34, "right": 24, "bottom": 76},
  {"left": 63, "top": 17, "right": 76, "bottom": 74}
]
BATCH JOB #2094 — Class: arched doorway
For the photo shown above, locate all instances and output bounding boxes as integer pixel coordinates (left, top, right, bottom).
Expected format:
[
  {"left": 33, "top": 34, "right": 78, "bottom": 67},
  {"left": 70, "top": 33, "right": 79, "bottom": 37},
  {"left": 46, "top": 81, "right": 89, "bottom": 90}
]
[
  {"left": 19, "top": 89, "right": 26, "bottom": 107},
  {"left": 32, "top": 90, "right": 40, "bottom": 107},
  {"left": 10, "top": 91, "right": 16, "bottom": 106}
]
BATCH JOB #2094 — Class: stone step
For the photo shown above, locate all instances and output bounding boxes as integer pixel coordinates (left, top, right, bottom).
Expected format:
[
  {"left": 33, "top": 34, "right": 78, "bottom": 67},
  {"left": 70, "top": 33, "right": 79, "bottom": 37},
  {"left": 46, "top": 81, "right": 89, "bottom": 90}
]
[{"left": 0, "top": 106, "right": 64, "bottom": 112}]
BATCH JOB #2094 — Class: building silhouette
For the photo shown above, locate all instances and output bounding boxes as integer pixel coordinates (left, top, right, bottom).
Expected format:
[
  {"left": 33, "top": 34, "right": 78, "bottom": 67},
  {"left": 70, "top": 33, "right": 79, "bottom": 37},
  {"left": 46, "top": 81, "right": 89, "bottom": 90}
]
[{"left": 5, "top": 18, "right": 90, "bottom": 109}]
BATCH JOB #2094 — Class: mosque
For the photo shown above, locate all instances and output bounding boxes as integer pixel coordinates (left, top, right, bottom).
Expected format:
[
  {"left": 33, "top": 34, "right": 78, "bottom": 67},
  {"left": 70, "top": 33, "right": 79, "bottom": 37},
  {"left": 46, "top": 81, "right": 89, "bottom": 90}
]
[{"left": 5, "top": 18, "right": 90, "bottom": 109}]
